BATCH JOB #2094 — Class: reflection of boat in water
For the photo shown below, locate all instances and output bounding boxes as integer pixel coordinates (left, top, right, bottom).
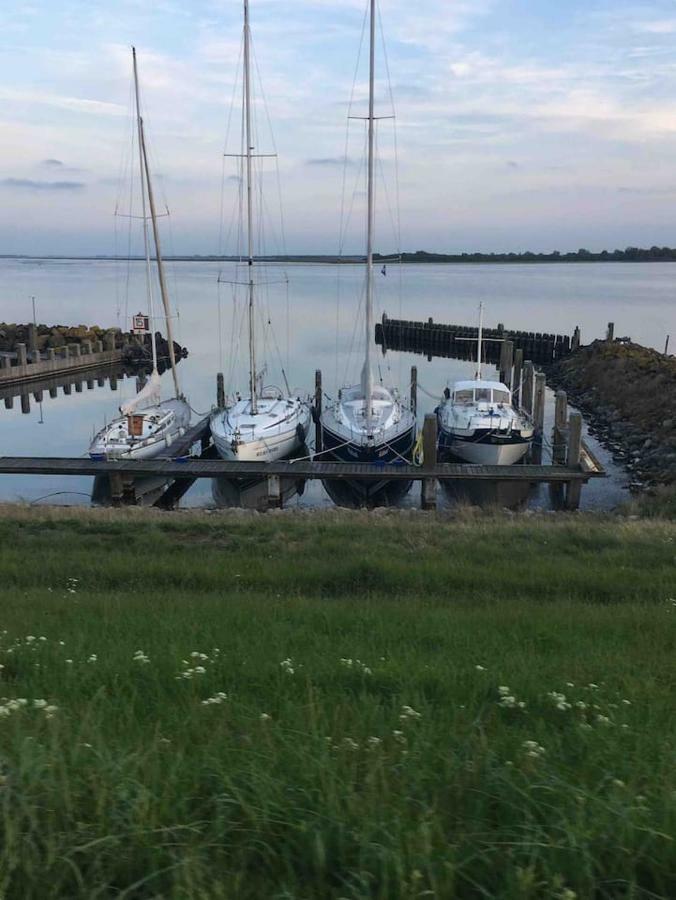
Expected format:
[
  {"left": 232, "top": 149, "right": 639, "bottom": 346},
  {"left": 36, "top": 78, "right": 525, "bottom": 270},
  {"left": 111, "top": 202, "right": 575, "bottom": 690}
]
[
  {"left": 439, "top": 464, "right": 536, "bottom": 510},
  {"left": 88, "top": 47, "right": 190, "bottom": 462},
  {"left": 211, "top": 443, "right": 308, "bottom": 511},
  {"left": 209, "top": 0, "right": 310, "bottom": 484},
  {"left": 319, "top": 0, "right": 416, "bottom": 508}
]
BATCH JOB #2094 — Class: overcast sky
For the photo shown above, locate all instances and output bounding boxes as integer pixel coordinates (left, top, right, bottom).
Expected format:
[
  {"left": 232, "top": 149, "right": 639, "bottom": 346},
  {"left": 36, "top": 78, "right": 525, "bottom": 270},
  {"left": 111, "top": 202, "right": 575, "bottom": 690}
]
[{"left": 3, "top": 0, "right": 676, "bottom": 255}]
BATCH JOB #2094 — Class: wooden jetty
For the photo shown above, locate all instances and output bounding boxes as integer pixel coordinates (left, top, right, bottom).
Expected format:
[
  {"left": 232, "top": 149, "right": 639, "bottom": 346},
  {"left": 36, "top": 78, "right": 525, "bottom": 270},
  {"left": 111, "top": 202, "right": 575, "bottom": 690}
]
[
  {"left": 375, "top": 313, "right": 580, "bottom": 366},
  {"left": 0, "top": 410, "right": 603, "bottom": 511}
]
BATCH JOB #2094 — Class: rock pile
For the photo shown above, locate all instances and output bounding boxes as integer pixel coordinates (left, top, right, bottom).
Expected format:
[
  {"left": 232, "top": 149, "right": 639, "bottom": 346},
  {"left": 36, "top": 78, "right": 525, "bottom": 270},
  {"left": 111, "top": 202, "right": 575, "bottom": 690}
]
[{"left": 549, "top": 341, "right": 676, "bottom": 489}]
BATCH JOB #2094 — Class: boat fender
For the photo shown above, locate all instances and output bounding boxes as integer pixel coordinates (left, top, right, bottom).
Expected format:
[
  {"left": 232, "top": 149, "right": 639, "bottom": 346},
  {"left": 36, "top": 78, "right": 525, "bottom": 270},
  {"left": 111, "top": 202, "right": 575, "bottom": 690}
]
[
  {"left": 443, "top": 387, "right": 450, "bottom": 399},
  {"left": 296, "top": 422, "right": 306, "bottom": 443}
]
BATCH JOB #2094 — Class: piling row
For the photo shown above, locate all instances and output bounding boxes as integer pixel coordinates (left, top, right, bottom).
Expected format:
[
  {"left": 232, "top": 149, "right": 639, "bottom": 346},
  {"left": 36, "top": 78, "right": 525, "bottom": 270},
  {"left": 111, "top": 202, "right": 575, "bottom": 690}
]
[{"left": 375, "top": 314, "right": 576, "bottom": 366}]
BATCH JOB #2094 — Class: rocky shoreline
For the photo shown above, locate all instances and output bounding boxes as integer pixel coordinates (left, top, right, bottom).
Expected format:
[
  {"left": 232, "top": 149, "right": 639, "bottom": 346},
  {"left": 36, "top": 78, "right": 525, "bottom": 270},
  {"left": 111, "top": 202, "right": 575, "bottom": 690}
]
[{"left": 548, "top": 340, "right": 676, "bottom": 491}]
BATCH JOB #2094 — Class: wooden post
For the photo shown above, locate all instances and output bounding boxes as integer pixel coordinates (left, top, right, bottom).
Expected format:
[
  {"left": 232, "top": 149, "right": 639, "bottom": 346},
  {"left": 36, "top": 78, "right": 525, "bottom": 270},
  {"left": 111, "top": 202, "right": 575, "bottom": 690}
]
[
  {"left": 95, "top": 340, "right": 104, "bottom": 353},
  {"left": 33, "top": 390, "right": 43, "bottom": 402},
  {"left": 69, "top": 343, "right": 81, "bottom": 358},
  {"left": 512, "top": 348, "right": 523, "bottom": 407},
  {"left": 16, "top": 343, "right": 27, "bottom": 367},
  {"left": 522, "top": 360, "right": 534, "bottom": 414},
  {"left": 216, "top": 372, "right": 225, "bottom": 408},
  {"left": 552, "top": 390, "right": 567, "bottom": 464},
  {"left": 28, "top": 323, "right": 38, "bottom": 361},
  {"left": 267, "top": 474, "right": 282, "bottom": 509},
  {"left": 3, "top": 397, "right": 13, "bottom": 410},
  {"left": 606, "top": 322, "right": 614, "bottom": 343},
  {"left": 501, "top": 340, "right": 514, "bottom": 389},
  {"left": 20, "top": 394, "right": 30, "bottom": 414},
  {"left": 62, "top": 383, "right": 72, "bottom": 395},
  {"left": 665, "top": 335, "right": 670, "bottom": 356},
  {"left": 410, "top": 365, "right": 417, "bottom": 417},
  {"left": 104, "top": 332, "right": 116, "bottom": 351},
  {"left": 75, "top": 381, "right": 83, "bottom": 393},
  {"left": 421, "top": 413, "right": 437, "bottom": 510},
  {"left": 314, "top": 369, "right": 322, "bottom": 453},
  {"left": 47, "top": 348, "right": 55, "bottom": 362},
  {"left": 1, "top": 355, "right": 10, "bottom": 370},
  {"left": 81, "top": 339, "right": 92, "bottom": 356},
  {"left": 565, "top": 411, "right": 583, "bottom": 510},
  {"left": 571, "top": 326, "right": 581, "bottom": 353},
  {"left": 48, "top": 387, "right": 57, "bottom": 399},
  {"left": 532, "top": 372, "right": 546, "bottom": 464},
  {"left": 109, "top": 472, "right": 124, "bottom": 507}
]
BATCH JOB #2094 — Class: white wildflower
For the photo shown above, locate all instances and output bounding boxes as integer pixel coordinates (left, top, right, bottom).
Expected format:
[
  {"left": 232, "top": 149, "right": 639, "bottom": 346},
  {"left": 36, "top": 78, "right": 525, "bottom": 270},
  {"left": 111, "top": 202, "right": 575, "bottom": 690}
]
[
  {"left": 475, "top": 664, "right": 486, "bottom": 671},
  {"left": 367, "top": 736, "right": 382, "bottom": 747},
  {"left": 522, "top": 740, "right": 546, "bottom": 759},
  {"left": 400, "top": 705, "right": 421, "bottom": 720},
  {"left": 87, "top": 654, "right": 97, "bottom": 663},
  {"left": 259, "top": 713, "right": 271, "bottom": 722}
]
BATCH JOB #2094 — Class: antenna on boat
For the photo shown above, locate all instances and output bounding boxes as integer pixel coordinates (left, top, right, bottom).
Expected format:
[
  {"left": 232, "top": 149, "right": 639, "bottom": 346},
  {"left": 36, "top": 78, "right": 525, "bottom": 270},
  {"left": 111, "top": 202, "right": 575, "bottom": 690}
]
[
  {"left": 476, "top": 301, "right": 484, "bottom": 380},
  {"left": 243, "top": 0, "right": 258, "bottom": 415}
]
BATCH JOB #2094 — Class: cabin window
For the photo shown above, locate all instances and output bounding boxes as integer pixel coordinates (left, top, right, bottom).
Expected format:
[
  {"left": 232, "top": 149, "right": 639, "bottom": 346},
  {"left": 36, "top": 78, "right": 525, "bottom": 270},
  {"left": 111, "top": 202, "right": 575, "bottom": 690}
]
[
  {"left": 475, "top": 388, "right": 491, "bottom": 402},
  {"left": 454, "top": 389, "right": 473, "bottom": 402},
  {"left": 493, "top": 389, "right": 510, "bottom": 404}
]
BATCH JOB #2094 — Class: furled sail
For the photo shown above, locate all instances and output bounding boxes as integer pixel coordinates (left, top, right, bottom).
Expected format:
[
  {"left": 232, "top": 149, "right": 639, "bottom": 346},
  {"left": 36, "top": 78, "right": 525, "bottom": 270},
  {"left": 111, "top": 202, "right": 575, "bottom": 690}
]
[{"left": 120, "top": 370, "right": 161, "bottom": 415}]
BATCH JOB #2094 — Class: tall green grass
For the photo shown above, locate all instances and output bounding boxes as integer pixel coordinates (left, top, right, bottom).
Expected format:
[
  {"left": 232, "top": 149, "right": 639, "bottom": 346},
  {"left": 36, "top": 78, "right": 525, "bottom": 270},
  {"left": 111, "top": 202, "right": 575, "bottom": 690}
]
[{"left": 0, "top": 508, "right": 673, "bottom": 898}]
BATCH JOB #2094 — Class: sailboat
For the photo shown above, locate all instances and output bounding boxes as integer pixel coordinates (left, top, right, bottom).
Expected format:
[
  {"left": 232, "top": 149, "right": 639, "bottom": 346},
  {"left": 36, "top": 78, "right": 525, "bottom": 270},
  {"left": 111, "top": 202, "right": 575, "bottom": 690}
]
[
  {"left": 89, "top": 48, "right": 190, "bottom": 461},
  {"left": 319, "top": 0, "right": 416, "bottom": 507},
  {"left": 437, "top": 303, "right": 534, "bottom": 465},
  {"left": 209, "top": 0, "right": 310, "bottom": 475}
]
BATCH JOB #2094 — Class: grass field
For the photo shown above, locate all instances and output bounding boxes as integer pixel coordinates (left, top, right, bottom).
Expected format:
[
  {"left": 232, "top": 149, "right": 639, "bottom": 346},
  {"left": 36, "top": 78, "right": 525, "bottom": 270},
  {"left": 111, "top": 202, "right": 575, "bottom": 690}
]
[{"left": 0, "top": 505, "right": 674, "bottom": 899}]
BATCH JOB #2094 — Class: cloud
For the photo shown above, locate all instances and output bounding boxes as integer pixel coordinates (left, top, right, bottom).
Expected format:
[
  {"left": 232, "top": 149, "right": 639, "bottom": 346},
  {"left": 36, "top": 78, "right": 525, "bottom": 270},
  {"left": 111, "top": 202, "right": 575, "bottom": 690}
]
[
  {"left": 306, "top": 156, "right": 356, "bottom": 167},
  {"left": 42, "top": 158, "right": 63, "bottom": 167},
  {"left": 0, "top": 178, "right": 86, "bottom": 192}
]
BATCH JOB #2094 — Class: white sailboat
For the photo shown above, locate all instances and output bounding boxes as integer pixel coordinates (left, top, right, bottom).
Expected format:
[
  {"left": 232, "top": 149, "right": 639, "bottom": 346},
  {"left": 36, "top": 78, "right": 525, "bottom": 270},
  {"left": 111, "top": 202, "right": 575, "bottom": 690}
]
[
  {"left": 437, "top": 303, "right": 533, "bottom": 465},
  {"left": 210, "top": 0, "right": 310, "bottom": 469},
  {"left": 89, "top": 48, "right": 190, "bottom": 461},
  {"left": 320, "top": 0, "right": 416, "bottom": 507}
]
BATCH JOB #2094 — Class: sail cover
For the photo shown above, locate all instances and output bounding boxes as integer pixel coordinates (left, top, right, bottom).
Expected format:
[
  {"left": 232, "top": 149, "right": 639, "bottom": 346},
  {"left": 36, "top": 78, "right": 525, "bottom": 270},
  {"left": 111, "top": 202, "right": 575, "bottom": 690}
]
[{"left": 120, "top": 370, "right": 162, "bottom": 415}]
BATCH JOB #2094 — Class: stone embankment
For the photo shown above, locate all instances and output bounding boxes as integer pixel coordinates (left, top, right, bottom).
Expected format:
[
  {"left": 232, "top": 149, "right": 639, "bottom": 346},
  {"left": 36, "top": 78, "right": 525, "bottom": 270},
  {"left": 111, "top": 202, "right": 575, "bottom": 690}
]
[{"left": 549, "top": 341, "right": 676, "bottom": 489}]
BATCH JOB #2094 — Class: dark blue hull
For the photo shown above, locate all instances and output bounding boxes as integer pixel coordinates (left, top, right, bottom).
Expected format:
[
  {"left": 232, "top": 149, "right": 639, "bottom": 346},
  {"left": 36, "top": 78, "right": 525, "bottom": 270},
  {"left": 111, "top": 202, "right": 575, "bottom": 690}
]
[{"left": 319, "top": 422, "right": 416, "bottom": 508}]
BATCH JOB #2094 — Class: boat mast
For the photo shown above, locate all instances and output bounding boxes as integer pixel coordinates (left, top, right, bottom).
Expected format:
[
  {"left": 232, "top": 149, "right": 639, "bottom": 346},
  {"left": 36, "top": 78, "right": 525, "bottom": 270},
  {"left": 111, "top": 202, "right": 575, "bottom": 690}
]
[
  {"left": 362, "top": 0, "right": 376, "bottom": 431},
  {"left": 243, "top": 0, "right": 258, "bottom": 414},
  {"left": 131, "top": 47, "right": 158, "bottom": 375},
  {"left": 475, "top": 301, "right": 484, "bottom": 380},
  {"left": 135, "top": 62, "right": 181, "bottom": 400}
]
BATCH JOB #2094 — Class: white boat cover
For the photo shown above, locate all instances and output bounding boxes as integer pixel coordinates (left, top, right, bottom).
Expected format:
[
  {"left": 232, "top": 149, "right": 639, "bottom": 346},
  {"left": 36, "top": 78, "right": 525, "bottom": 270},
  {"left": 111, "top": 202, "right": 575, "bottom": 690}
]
[{"left": 120, "top": 370, "right": 162, "bottom": 415}]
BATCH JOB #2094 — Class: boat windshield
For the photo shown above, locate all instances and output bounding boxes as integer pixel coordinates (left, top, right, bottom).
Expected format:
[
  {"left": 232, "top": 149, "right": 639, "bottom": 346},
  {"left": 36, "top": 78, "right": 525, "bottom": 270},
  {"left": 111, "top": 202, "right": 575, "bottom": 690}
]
[
  {"left": 453, "top": 389, "right": 473, "bottom": 403},
  {"left": 493, "top": 389, "right": 510, "bottom": 404},
  {"left": 475, "top": 388, "right": 491, "bottom": 402},
  {"left": 454, "top": 387, "right": 511, "bottom": 404}
]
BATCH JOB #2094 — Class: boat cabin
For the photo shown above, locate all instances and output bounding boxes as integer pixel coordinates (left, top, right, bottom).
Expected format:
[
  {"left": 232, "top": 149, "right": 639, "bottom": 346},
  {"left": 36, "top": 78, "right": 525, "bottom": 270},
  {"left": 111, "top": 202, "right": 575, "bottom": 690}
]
[{"left": 450, "top": 380, "right": 511, "bottom": 407}]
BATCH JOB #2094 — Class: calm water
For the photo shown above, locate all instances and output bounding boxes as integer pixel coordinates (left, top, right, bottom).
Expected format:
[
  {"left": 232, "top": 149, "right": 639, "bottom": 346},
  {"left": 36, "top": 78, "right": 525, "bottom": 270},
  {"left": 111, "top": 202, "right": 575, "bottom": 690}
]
[{"left": 1, "top": 258, "right": 673, "bottom": 508}]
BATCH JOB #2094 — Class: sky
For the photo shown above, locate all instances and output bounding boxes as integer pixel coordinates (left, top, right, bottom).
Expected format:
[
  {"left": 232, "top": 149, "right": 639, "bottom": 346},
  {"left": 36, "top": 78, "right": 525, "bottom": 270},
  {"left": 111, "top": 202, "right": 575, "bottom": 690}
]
[{"left": 4, "top": 0, "right": 676, "bottom": 255}]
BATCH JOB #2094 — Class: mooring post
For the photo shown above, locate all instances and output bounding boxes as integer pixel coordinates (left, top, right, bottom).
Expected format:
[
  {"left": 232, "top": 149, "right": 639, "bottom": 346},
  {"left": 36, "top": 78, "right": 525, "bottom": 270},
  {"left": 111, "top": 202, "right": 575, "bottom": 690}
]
[
  {"left": 267, "top": 474, "right": 282, "bottom": 510},
  {"left": 16, "top": 343, "right": 27, "bottom": 368},
  {"left": 314, "top": 369, "right": 322, "bottom": 453},
  {"left": 606, "top": 322, "right": 614, "bottom": 343},
  {"left": 532, "top": 372, "right": 546, "bottom": 464},
  {"left": 571, "top": 326, "right": 581, "bottom": 353},
  {"left": 565, "top": 411, "right": 583, "bottom": 510},
  {"left": 109, "top": 472, "right": 124, "bottom": 507},
  {"left": 421, "top": 413, "right": 437, "bottom": 511},
  {"left": 104, "top": 332, "right": 116, "bottom": 352},
  {"left": 81, "top": 339, "right": 92, "bottom": 356},
  {"left": 95, "top": 340, "right": 104, "bottom": 354},
  {"left": 75, "top": 381, "right": 83, "bottom": 394},
  {"left": 46, "top": 348, "right": 55, "bottom": 363},
  {"left": 1, "top": 355, "right": 10, "bottom": 371},
  {"left": 48, "top": 387, "right": 57, "bottom": 399},
  {"left": 665, "top": 335, "right": 670, "bottom": 356},
  {"left": 410, "top": 365, "right": 417, "bottom": 417},
  {"left": 28, "top": 323, "right": 38, "bottom": 362},
  {"left": 552, "top": 390, "right": 568, "bottom": 464},
  {"left": 4, "top": 397, "right": 13, "bottom": 410},
  {"left": 33, "top": 390, "right": 43, "bottom": 403},
  {"left": 20, "top": 394, "right": 30, "bottom": 415},
  {"left": 216, "top": 372, "right": 225, "bottom": 408},
  {"left": 512, "top": 348, "right": 523, "bottom": 407},
  {"left": 501, "top": 340, "right": 514, "bottom": 389},
  {"left": 69, "top": 343, "right": 81, "bottom": 359},
  {"left": 522, "top": 360, "right": 534, "bottom": 415}
]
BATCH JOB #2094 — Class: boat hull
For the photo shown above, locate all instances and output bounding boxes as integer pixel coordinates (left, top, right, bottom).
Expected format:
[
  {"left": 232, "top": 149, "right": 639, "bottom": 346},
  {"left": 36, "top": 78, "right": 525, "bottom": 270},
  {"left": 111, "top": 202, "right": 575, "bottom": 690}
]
[
  {"left": 438, "top": 428, "right": 531, "bottom": 466},
  {"left": 319, "top": 422, "right": 416, "bottom": 508}
]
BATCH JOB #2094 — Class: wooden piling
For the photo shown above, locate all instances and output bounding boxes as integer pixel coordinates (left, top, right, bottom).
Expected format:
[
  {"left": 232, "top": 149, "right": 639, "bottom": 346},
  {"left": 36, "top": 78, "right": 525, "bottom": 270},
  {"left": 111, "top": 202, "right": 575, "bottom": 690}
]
[
  {"left": 665, "top": 335, "right": 670, "bottom": 356},
  {"left": 501, "top": 340, "right": 514, "bottom": 389},
  {"left": 532, "top": 372, "right": 546, "bottom": 464},
  {"left": 606, "top": 322, "right": 614, "bottom": 343},
  {"left": 20, "top": 394, "right": 30, "bottom": 415},
  {"left": 16, "top": 343, "right": 27, "bottom": 367},
  {"left": 565, "top": 411, "right": 583, "bottom": 510},
  {"left": 410, "top": 365, "right": 417, "bottom": 417},
  {"left": 314, "top": 369, "right": 322, "bottom": 453},
  {"left": 267, "top": 474, "right": 282, "bottom": 509},
  {"left": 421, "top": 413, "right": 437, "bottom": 510},
  {"left": 571, "top": 326, "right": 581, "bottom": 352},
  {"left": 552, "top": 390, "right": 568, "bottom": 464},
  {"left": 521, "top": 360, "right": 534, "bottom": 414},
  {"left": 512, "top": 348, "right": 523, "bottom": 406},
  {"left": 28, "top": 323, "right": 38, "bottom": 361},
  {"left": 216, "top": 372, "right": 225, "bottom": 408}
]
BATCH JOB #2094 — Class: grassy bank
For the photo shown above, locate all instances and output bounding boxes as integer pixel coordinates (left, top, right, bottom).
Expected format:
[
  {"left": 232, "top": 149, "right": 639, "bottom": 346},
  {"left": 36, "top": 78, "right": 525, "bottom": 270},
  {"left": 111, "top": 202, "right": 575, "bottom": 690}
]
[{"left": 0, "top": 506, "right": 674, "bottom": 898}]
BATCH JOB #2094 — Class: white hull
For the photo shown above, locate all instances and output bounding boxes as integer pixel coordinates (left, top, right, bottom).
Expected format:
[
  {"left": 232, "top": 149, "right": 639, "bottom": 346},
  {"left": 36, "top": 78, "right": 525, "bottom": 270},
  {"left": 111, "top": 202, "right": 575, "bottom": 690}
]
[
  {"left": 89, "top": 398, "right": 191, "bottom": 461},
  {"left": 210, "top": 397, "right": 311, "bottom": 463},
  {"left": 447, "top": 437, "right": 530, "bottom": 466}
]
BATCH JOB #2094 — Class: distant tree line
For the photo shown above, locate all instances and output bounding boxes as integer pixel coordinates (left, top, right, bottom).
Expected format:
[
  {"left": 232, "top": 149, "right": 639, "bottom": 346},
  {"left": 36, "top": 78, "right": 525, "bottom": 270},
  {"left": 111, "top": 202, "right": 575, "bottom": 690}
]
[{"left": 375, "top": 247, "right": 676, "bottom": 263}]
